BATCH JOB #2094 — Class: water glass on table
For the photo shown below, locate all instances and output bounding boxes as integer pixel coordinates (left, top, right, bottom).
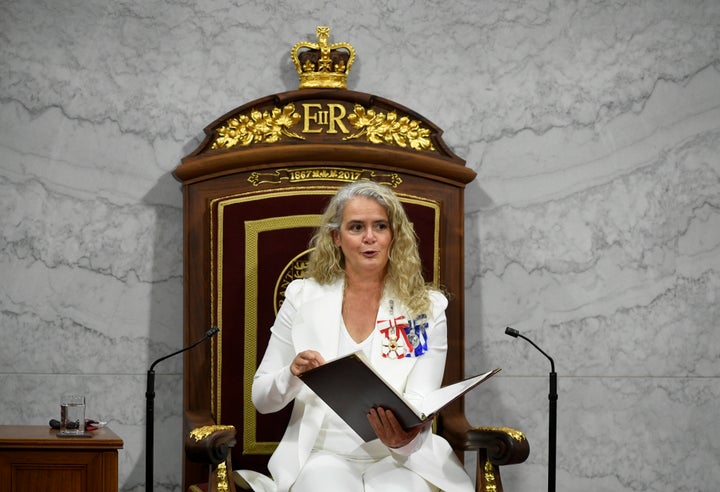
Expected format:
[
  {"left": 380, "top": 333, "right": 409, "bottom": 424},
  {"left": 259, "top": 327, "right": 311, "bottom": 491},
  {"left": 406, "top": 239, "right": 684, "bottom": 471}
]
[{"left": 60, "top": 394, "right": 86, "bottom": 435}]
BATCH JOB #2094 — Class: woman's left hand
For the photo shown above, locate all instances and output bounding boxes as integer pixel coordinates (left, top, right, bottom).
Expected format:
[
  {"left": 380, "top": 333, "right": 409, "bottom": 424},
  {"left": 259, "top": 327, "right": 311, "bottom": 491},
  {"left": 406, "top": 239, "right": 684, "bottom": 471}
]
[{"left": 367, "top": 407, "right": 426, "bottom": 449}]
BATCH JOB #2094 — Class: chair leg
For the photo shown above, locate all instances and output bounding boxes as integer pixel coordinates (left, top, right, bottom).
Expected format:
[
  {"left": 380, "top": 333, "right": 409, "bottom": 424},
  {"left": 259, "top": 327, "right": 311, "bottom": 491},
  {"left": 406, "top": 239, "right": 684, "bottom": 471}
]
[{"left": 476, "top": 448, "right": 504, "bottom": 492}]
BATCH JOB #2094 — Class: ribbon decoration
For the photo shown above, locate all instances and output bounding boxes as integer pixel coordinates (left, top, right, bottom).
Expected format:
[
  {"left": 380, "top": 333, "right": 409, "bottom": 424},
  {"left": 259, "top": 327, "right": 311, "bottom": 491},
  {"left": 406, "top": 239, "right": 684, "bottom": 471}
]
[
  {"left": 405, "top": 314, "right": 428, "bottom": 357},
  {"left": 377, "top": 314, "right": 428, "bottom": 359}
]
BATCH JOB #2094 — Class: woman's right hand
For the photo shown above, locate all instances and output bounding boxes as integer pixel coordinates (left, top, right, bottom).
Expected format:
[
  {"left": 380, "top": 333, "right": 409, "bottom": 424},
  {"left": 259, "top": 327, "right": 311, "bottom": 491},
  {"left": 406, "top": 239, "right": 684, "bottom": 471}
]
[{"left": 290, "top": 350, "right": 326, "bottom": 376}]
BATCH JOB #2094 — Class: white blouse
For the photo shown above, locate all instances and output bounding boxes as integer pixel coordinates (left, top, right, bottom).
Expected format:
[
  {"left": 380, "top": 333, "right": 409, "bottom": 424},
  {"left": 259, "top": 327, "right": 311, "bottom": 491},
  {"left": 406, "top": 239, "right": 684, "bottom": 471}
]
[{"left": 311, "top": 320, "right": 390, "bottom": 460}]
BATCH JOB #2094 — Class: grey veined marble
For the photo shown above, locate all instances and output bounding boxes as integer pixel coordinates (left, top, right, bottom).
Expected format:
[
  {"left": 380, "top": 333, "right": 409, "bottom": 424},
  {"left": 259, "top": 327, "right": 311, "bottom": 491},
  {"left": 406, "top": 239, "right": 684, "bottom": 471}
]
[{"left": 1, "top": 0, "right": 719, "bottom": 490}]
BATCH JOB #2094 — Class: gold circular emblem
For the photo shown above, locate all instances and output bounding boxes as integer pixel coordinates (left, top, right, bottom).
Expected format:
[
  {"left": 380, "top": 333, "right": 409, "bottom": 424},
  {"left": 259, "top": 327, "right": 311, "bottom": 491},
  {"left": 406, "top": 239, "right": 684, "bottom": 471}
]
[{"left": 274, "top": 248, "right": 314, "bottom": 315}]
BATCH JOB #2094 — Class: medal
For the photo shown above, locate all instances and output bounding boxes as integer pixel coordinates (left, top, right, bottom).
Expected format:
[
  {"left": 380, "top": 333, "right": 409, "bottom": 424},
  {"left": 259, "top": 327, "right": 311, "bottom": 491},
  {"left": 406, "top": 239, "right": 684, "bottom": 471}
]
[
  {"left": 377, "top": 300, "right": 428, "bottom": 358},
  {"left": 379, "top": 316, "right": 410, "bottom": 359}
]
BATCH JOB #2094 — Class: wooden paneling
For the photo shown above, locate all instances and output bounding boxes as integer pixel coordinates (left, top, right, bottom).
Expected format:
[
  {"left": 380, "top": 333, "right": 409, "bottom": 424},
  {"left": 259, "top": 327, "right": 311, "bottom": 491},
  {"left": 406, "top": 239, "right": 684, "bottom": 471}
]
[{"left": 0, "top": 426, "right": 123, "bottom": 492}]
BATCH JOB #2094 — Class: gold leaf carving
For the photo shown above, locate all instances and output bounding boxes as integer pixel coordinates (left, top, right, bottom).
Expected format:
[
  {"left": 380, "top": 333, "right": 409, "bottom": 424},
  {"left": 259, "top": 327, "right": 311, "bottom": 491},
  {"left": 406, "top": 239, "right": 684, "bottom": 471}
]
[
  {"left": 212, "top": 104, "right": 304, "bottom": 149},
  {"left": 483, "top": 459, "right": 498, "bottom": 492},
  {"left": 473, "top": 426, "right": 527, "bottom": 442},
  {"left": 217, "top": 462, "right": 229, "bottom": 492},
  {"left": 344, "top": 104, "right": 435, "bottom": 151},
  {"left": 189, "top": 424, "right": 236, "bottom": 441}
]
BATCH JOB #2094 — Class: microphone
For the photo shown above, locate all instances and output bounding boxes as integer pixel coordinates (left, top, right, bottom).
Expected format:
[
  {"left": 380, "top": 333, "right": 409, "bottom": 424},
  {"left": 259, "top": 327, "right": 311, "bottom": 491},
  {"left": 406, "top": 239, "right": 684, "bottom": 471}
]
[
  {"left": 145, "top": 326, "right": 219, "bottom": 492},
  {"left": 505, "top": 326, "right": 557, "bottom": 492},
  {"left": 504, "top": 326, "right": 555, "bottom": 373}
]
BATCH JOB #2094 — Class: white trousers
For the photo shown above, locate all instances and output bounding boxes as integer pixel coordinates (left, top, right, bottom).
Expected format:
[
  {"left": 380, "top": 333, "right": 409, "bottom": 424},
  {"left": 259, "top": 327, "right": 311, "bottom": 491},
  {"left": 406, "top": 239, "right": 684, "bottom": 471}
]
[{"left": 289, "top": 451, "right": 439, "bottom": 492}]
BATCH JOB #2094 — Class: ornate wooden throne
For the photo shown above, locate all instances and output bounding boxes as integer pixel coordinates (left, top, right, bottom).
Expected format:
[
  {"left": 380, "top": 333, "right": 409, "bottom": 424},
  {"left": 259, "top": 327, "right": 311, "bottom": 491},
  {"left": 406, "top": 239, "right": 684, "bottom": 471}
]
[{"left": 174, "top": 27, "right": 528, "bottom": 492}]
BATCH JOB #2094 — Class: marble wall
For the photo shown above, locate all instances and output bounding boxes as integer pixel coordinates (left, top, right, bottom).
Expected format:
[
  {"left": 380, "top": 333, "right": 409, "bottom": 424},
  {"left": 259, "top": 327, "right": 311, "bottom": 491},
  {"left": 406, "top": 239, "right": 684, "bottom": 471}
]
[{"left": 1, "top": 1, "right": 718, "bottom": 490}]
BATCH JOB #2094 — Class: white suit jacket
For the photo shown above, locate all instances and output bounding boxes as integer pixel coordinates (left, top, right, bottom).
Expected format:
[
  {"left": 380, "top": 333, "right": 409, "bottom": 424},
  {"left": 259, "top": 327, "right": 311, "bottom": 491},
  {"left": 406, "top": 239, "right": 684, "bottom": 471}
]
[{"left": 236, "top": 278, "right": 474, "bottom": 492}]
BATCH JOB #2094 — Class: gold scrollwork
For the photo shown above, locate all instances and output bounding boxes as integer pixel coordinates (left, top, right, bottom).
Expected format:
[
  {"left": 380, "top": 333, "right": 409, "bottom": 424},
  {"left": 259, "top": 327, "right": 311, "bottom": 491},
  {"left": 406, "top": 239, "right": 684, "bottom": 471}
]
[
  {"left": 344, "top": 104, "right": 435, "bottom": 151},
  {"left": 212, "top": 104, "right": 304, "bottom": 149}
]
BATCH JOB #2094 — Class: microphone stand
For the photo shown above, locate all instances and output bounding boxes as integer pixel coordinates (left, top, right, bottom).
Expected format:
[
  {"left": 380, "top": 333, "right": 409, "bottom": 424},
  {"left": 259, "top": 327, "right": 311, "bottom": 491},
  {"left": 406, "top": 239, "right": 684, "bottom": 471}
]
[
  {"left": 145, "top": 326, "right": 219, "bottom": 492},
  {"left": 505, "top": 326, "right": 557, "bottom": 492}
]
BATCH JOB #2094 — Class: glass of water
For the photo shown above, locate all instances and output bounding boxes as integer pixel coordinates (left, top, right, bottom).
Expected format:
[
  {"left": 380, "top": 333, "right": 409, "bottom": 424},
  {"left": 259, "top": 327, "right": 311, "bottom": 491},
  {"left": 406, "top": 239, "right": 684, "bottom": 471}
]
[{"left": 60, "top": 394, "right": 86, "bottom": 435}]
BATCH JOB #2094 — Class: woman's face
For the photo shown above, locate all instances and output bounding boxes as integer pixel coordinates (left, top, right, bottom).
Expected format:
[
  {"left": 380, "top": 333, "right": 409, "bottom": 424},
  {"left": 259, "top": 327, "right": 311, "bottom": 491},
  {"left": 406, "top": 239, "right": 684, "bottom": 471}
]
[{"left": 333, "top": 196, "right": 392, "bottom": 277}]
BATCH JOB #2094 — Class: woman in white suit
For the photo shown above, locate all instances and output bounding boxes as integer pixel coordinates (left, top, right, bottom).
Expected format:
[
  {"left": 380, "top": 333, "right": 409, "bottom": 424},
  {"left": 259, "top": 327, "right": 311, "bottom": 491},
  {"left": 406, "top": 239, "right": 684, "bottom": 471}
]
[{"left": 236, "top": 181, "right": 474, "bottom": 492}]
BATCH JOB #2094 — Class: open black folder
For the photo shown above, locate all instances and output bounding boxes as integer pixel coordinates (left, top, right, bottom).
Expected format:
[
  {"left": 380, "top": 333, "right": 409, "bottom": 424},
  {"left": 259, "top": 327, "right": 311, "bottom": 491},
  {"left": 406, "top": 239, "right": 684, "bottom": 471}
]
[{"left": 298, "top": 351, "right": 501, "bottom": 441}]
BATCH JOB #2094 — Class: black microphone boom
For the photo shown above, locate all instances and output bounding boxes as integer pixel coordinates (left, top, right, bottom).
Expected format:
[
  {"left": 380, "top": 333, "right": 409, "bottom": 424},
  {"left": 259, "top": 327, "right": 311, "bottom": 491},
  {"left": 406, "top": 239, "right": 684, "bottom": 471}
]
[
  {"left": 145, "top": 326, "right": 219, "bottom": 492},
  {"left": 505, "top": 326, "right": 557, "bottom": 492},
  {"left": 505, "top": 326, "right": 555, "bottom": 373}
]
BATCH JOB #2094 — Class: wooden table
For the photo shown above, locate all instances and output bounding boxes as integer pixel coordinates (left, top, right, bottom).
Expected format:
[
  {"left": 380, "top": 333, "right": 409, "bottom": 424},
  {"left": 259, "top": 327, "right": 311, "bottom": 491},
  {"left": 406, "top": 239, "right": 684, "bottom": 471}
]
[{"left": 0, "top": 425, "right": 124, "bottom": 492}]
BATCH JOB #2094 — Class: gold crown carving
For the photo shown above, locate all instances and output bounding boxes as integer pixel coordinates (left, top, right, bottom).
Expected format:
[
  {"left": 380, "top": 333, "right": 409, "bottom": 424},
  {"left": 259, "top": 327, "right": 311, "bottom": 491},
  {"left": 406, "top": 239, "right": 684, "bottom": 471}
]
[{"left": 291, "top": 26, "right": 355, "bottom": 90}]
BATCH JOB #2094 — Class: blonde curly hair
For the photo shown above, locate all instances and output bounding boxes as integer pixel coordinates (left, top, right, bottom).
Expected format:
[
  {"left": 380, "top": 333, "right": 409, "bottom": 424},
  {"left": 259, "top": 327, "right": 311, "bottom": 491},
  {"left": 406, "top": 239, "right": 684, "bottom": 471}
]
[{"left": 305, "top": 180, "right": 432, "bottom": 316}]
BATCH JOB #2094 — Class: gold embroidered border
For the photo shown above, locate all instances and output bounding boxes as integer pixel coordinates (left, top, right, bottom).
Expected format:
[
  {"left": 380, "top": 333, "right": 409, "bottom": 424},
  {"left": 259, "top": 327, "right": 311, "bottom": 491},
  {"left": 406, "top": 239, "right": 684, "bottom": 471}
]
[
  {"left": 243, "top": 214, "right": 322, "bottom": 454},
  {"left": 211, "top": 185, "right": 441, "bottom": 455}
]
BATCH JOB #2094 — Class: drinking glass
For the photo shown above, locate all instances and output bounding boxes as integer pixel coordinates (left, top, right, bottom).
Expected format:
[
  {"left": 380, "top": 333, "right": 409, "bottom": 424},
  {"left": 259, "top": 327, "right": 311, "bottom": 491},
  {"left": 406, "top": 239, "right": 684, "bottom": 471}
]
[{"left": 60, "top": 394, "right": 86, "bottom": 435}]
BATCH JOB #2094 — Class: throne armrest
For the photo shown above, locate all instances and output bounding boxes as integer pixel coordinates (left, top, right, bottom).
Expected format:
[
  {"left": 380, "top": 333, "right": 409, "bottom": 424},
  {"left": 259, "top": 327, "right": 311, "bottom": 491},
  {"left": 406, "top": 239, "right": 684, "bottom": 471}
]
[
  {"left": 184, "top": 410, "right": 237, "bottom": 466},
  {"left": 440, "top": 412, "right": 530, "bottom": 465}
]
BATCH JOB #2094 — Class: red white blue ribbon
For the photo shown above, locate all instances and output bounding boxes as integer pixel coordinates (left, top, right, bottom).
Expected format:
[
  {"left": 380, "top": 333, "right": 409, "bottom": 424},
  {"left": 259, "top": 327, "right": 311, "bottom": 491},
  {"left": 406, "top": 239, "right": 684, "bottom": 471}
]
[{"left": 405, "top": 314, "right": 428, "bottom": 357}]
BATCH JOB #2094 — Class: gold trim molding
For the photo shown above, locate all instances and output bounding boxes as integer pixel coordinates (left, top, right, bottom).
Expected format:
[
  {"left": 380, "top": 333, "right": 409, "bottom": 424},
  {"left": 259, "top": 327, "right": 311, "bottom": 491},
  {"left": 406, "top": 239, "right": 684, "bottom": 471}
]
[{"left": 248, "top": 167, "right": 402, "bottom": 187}]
